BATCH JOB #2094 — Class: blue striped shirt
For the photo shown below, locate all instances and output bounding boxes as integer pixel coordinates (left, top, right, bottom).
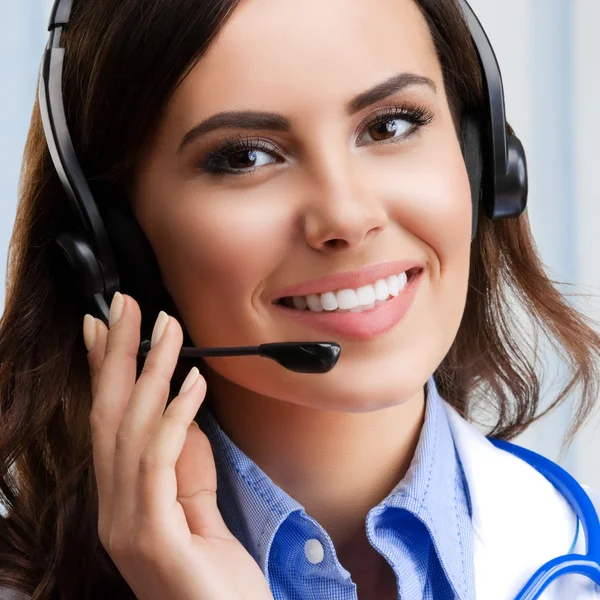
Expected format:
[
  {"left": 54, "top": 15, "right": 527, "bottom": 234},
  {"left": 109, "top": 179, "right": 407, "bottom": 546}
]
[{"left": 196, "top": 377, "right": 475, "bottom": 599}]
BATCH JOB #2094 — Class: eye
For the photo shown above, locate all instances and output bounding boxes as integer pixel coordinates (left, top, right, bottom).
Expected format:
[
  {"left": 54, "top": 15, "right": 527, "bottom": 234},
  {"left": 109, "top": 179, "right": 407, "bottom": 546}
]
[
  {"left": 195, "top": 103, "right": 434, "bottom": 178},
  {"left": 224, "top": 148, "right": 276, "bottom": 171},
  {"left": 196, "top": 136, "right": 281, "bottom": 177},
  {"left": 356, "top": 104, "right": 434, "bottom": 146},
  {"left": 359, "top": 117, "right": 412, "bottom": 143}
]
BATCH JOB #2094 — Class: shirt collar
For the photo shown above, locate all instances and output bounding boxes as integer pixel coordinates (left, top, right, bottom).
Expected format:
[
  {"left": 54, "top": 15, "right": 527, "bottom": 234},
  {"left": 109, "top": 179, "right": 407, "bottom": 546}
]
[
  {"left": 380, "top": 377, "right": 474, "bottom": 599},
  {"left": 196, "top": 377, "right": 473, "bottom": 596}
]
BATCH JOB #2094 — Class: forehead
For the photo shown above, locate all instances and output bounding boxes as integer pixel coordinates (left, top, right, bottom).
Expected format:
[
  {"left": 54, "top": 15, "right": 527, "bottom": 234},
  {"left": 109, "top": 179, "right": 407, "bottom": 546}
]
[{"left": 170, "top": 0, "right": 441, "bottom": 126}]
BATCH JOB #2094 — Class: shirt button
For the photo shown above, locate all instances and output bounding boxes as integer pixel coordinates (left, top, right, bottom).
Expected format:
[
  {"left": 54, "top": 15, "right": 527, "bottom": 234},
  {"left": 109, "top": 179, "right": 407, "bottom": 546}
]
[{"left": 304, "top": 538, "right": 324, "bottom": 564}]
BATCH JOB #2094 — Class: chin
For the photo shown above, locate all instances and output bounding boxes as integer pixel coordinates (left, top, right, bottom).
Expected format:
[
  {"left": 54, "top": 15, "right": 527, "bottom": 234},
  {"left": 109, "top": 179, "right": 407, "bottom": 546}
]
[
  {"left": 201, "top": 330, "right": 443, "bottom": 414},
  {"left": 312, "top": 374, "right": 426, "bottom": 413}
]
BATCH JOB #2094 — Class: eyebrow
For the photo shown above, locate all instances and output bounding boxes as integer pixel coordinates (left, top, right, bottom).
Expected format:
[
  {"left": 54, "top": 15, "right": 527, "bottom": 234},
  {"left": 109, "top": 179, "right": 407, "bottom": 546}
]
[{"left": 176, "top": 72, "right": 436, "bottom": 155}]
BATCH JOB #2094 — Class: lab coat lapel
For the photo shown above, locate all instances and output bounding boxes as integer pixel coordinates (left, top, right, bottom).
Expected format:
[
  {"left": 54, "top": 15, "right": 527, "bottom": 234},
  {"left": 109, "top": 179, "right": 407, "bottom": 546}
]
[{"left": 443, "top": 402, "right": 585, "bottom": 600}]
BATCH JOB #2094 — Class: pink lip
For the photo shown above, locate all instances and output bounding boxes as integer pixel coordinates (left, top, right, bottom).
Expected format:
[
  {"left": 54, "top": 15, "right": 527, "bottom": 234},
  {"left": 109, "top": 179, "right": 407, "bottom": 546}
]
[
  {"left": 271, "top": 269, "right": 423, "bottom": 341},
  {"left": 268, "top": 259, "right": 424, "bottom": 302}
]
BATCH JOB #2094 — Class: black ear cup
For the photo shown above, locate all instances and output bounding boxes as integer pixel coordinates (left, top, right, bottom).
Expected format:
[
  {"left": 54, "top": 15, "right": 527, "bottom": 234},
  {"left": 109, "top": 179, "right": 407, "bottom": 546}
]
[
  {"left": 460, "top": 112, "right": 484, "bottom": 241},
  {"left": 460, "top": 113, "right": 528, "bottom": 232},
  {"left": 54, "top": 232, "right": 111, "bottom": 322},
  {"left": 491, "top": 134, "right": 528, "bottom": 220}
]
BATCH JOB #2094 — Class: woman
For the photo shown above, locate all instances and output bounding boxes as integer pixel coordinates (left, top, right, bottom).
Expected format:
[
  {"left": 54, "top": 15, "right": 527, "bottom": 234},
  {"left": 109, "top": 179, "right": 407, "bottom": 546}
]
[{"left": 0, "top": 0, "right": 599, "bottom": 598}]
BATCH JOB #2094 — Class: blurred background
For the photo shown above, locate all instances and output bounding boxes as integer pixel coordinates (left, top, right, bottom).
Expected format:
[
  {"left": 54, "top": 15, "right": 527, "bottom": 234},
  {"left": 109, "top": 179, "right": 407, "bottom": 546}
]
[{"left": 1, "top": 0, "right": 599, "bottom": 488}]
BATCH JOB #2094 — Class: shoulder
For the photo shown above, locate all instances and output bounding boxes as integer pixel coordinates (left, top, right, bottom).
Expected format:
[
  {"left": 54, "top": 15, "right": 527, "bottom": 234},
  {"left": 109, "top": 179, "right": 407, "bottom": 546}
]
[
  {"left": 0, "top": 589, "right": 31, "bottom": 600},
  {"left": 443, "top": 403, "right": 600, "bottom": 599}
]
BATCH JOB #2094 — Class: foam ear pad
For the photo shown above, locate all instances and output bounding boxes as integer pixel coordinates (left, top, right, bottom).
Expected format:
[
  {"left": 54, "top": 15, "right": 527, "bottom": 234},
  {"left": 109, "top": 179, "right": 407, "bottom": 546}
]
[{"left": 460, "top": 112, "right": 484, "bottom": 240}]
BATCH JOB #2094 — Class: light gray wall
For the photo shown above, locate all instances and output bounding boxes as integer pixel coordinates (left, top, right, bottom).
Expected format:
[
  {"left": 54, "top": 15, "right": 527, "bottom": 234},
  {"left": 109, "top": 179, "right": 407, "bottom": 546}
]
[
  {"left": 1, "top": 1, "right": 599, "bottom": 487},
  {"left": 0, "top": 1, "right": 49, "bottom": 307}
]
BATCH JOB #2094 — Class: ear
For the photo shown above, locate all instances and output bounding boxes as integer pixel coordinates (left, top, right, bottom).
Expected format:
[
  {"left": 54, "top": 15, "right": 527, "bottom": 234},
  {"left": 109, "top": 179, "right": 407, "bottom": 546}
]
[{"left": 460, "top": 112, "right": 483, "bottom": 241}]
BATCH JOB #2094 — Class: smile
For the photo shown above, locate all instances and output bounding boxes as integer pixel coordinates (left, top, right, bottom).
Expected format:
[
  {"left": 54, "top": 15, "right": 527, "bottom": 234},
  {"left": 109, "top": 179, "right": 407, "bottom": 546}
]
[
  {"left": 272, "top": 268, "right": 423, "bottom": 341},
  {"left": 275, "top": 268, "right": 420, "bottom": 313}
]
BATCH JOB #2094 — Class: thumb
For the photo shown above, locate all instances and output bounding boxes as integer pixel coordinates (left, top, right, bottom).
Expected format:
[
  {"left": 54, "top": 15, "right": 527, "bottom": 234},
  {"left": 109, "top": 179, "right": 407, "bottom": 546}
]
[{"left": 176, "top": 421, "right": 233, "bottom": 539}]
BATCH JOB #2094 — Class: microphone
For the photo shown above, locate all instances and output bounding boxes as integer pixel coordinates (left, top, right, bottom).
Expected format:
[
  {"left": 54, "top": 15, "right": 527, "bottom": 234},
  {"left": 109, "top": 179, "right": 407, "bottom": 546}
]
[
  {"left": 88, "top": 292, "right": 341, "bottom": 373},
  {"left": 137, "top": 339, "right": 341, "bottom": 374}
]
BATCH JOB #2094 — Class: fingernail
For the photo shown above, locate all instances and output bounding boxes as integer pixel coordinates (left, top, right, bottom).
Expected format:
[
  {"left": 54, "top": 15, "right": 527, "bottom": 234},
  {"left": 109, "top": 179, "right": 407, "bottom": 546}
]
[
  {"left": 83, "top": 314, "right": 97, "bottom": 352},
  {"left": 179, "top": 367, "right": 200, "bottom": 394},
  {"left": 109, "top": 292, "right": 125, "bottom": 329},
  {"left": 151, "top": 311, "right": 169, "bottom": 347}
]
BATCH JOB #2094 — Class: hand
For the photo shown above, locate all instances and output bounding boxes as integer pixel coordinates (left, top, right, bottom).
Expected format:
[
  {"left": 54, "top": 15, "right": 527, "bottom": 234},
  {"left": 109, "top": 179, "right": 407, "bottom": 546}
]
[{"left": 84, "top": 293, "right": 274, "bottom": 600}]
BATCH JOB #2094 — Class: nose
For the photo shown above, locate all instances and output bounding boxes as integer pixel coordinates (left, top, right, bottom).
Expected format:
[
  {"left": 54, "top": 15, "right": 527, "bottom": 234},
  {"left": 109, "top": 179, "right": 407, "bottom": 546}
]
[{"left": 302, "top": 153, "right": 389, "bottom": 253}]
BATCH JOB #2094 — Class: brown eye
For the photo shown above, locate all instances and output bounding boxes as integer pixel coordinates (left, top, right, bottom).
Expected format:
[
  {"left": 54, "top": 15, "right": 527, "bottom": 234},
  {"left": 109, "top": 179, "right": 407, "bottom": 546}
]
[
  {"left": 362, "top": 118, "right": 412, "bottom": 143},
  {"left": 228, "top": 149, "right": 259, "bottom": 169},
  {"left": 198, "top": 139, "right": 279, "bottom": 176}
]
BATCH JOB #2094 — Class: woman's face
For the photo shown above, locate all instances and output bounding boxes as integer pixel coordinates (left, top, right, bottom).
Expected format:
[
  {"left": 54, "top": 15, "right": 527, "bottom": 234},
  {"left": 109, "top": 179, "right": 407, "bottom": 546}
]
[{"left": 132, "top": 0, "right": 473, "bottom": 411}]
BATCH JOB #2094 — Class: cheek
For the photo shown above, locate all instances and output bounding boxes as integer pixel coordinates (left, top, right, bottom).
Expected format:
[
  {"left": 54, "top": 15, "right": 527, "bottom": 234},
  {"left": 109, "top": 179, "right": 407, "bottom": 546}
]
[
  {"left": 385, "top": 139, "right": 473, "bottom": 262},
  {"left": 144, "top": 183, "right": 294, "bottom": 344},
  {"left": 374, "top": 134, "right": 473, "bottom": 354}
]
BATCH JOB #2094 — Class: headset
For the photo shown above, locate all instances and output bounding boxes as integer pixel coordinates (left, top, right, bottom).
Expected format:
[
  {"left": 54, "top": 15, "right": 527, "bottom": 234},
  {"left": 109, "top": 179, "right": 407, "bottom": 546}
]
[{"left": 39, "top": 0, "right": 528, "bottom": 374}]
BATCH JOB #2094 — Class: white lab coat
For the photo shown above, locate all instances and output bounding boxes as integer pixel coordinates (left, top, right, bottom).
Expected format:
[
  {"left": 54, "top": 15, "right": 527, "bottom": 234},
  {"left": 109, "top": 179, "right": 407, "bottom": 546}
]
[{"left": 445, "top": 402, "right": 600, "bottom": 599}]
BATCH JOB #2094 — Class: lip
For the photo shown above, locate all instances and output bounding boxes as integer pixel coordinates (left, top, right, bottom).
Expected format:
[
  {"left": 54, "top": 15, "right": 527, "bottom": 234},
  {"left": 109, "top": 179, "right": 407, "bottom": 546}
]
[
  {"left": 271, "top": 268, "right": 424, "bottom": 341},
  {"left": 268, "top": 259, "right": 425, "bottom": 302}
]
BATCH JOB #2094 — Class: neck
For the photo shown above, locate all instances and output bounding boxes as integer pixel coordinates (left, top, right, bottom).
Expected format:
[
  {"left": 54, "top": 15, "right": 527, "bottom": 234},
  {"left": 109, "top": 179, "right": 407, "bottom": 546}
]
[{"left": 205, "top": 369, "right": 426, "bottom": 552}]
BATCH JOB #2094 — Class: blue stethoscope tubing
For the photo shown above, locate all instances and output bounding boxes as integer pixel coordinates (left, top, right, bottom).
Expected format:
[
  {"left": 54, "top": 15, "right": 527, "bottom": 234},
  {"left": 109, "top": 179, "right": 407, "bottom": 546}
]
[{"left": 488, "top": 438, "right": 600, "bottom": 599}]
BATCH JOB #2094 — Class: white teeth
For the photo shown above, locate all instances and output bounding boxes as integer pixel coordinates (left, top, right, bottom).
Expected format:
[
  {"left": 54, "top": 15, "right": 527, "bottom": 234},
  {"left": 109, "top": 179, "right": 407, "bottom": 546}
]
[
  {"left": 305, "top": 294, "right": 323, "bottom": 312},
  {"left": 336, "top": 288, "right": 359, "bottom": 310},
  {"left": 399, "top": 271, "right": 407, "bottom": 289},
  {"left": 350, "top": 301, "right": 376, "bottom": 313},
  {"left": 283, "top": 271, "right": 412, "bottom": 313},
  {"left": 374, "top": 279, "right": 389, "bottom": 300},
  {"left": 320, "top": 291, "right": 338, "bottom": 311},
  {"left": 356, "top": 284, "right": 376, "bottom": 305},
  {"left": 387, "top": 275, "right": 400, "bottom": 296},
  {"left": 386, "top": 272, "right": 407, "bottom": 297}
]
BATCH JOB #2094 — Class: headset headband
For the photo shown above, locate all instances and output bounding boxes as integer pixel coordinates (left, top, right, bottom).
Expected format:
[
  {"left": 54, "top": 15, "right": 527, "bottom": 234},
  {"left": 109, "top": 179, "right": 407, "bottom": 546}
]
[{"left": 458, "top": 0, "right": 528, "bottom": 219}]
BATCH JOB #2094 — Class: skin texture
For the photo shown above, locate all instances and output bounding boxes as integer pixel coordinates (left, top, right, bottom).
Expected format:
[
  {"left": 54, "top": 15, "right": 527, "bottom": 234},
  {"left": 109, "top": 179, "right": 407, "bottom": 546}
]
[{"left": 127, "top": 0, "right": 473, "bottom": 595}]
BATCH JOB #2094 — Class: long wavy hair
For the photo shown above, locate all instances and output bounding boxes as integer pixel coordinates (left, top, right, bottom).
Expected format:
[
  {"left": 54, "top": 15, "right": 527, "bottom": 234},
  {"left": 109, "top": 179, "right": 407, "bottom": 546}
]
[{"left": 1, "top": 0, "right": 599, "bottom": 598}]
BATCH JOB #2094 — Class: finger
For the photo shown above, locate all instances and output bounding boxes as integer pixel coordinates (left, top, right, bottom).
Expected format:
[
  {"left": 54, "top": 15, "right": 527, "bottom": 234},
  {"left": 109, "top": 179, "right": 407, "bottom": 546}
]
[
  {"left": 84, "top": 316, "right": 108, "bottom": 398},
  {"left": 137, "top": 368, "right": 232, "bottom": 539},
  {"left": 88, "top": 293, "right": 141, "bottom": 533},
  {"left": 176, "top": 421, "right": 233, "bottom": 539},
  {"left": 111, "top": 312, "right": 184, "bottom": 533}
]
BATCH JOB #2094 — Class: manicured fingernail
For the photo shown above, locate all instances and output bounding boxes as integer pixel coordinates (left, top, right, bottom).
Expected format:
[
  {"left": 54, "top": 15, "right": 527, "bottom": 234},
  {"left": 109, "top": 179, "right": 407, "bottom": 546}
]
[
  {"left": 179, "top": 367, "right": 200, "bottom": 394},
  {"left": 151, "top": 311, "right": 169, "bottom": 347},
  {"left": 109, "top": 292, "right": 125, "bottom": 328},
  {"left": 83, "top": 314, "right": 97, "bottom": 352}
]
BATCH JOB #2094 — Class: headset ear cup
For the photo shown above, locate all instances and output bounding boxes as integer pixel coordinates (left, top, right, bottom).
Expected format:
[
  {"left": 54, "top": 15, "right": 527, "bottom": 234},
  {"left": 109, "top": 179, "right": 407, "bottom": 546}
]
[
  {"left": 492, "top": 134, "right": 528, "bottom": 219},
  {"left": 53, "top": 233, "right": 111, "bottom": 321},
  {"left": 460, "top": 112, "right": 484, "bottom": 240}
]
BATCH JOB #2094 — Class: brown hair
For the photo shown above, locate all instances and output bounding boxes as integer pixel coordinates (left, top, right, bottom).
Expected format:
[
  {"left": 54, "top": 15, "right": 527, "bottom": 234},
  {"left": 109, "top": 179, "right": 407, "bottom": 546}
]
[{"left": 1, "top": 0, "right": 598, "bottom": 597}]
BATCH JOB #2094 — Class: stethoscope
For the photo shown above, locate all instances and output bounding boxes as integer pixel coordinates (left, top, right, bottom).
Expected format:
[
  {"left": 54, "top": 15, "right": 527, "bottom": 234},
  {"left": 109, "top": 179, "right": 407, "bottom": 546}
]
[{"left": 488, "top": 439, "right": 600, "bottom": 599}]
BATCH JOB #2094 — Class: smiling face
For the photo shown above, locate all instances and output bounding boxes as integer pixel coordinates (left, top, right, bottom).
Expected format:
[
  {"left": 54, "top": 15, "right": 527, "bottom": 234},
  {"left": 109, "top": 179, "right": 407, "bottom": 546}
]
[{"left": 131, "top": 0, "right": 473, "bottom": 412}]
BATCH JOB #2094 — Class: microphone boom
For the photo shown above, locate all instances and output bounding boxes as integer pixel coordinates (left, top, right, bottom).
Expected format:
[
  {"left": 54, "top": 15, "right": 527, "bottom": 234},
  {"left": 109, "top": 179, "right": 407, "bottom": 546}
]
[{"left": 137, "top": 340, "right": 341, "bottom": 374}]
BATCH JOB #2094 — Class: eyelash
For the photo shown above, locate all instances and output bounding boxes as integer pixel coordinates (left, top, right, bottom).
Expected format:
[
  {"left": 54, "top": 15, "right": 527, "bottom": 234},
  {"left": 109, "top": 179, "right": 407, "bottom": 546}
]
[{"left": 196, "top": 102, "right": 435, "bottom": 178}]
